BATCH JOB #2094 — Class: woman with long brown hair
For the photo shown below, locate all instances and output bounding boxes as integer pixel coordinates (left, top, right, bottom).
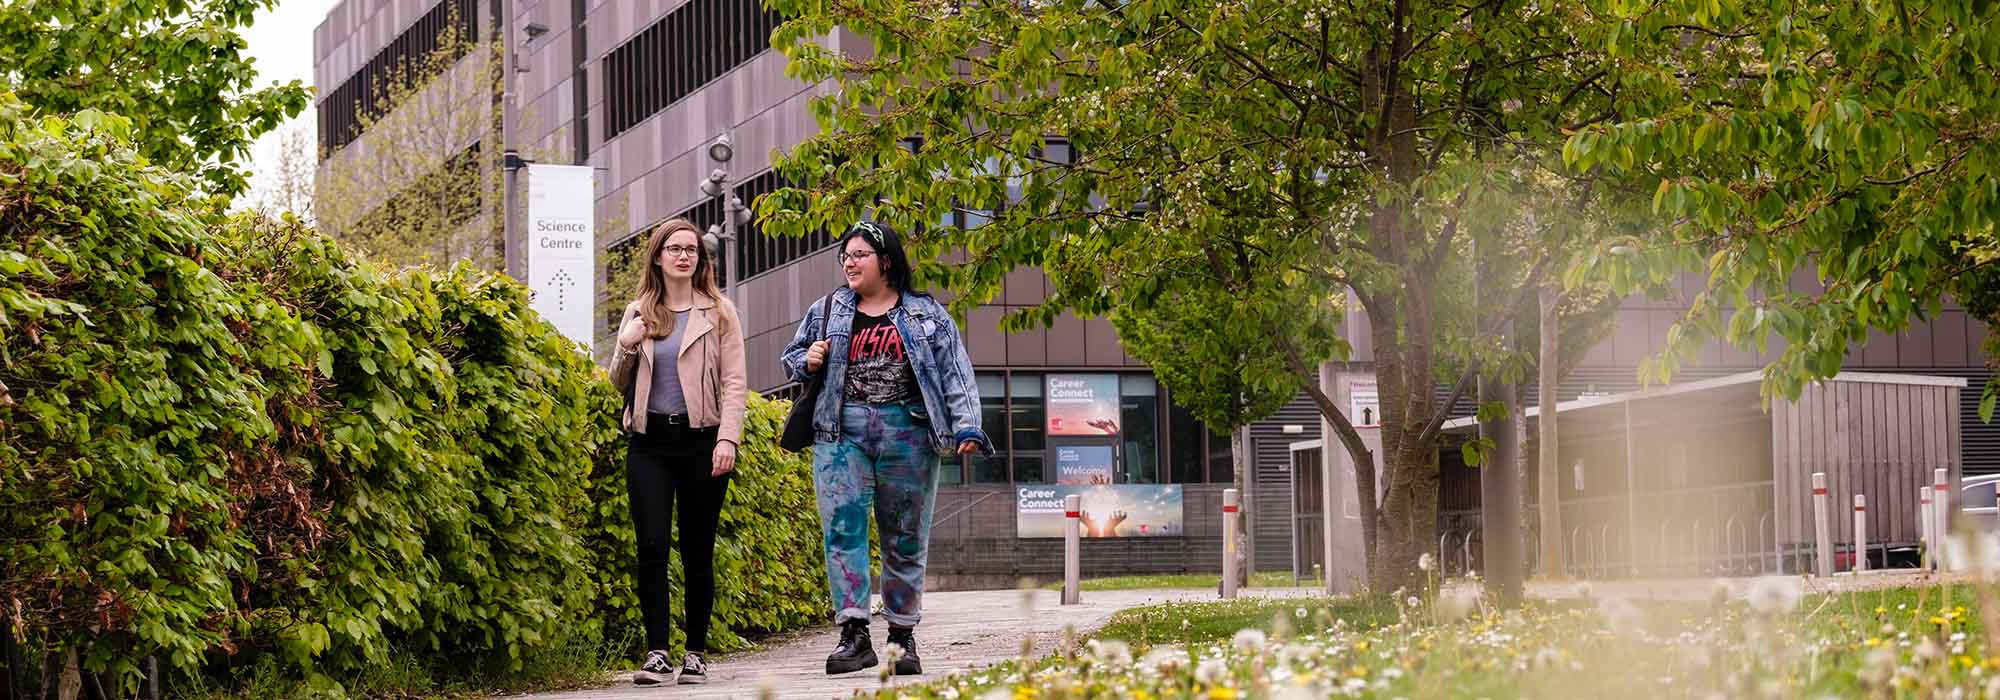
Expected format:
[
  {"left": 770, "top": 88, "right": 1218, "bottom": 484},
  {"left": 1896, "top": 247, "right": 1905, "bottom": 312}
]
[{"left": 608, "top": 218, "right": 747, "bottom": 685}]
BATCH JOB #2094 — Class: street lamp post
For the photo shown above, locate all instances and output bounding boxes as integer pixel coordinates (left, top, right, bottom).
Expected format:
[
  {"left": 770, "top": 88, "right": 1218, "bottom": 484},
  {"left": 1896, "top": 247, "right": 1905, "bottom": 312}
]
[
  {"left": 501, "top": 22, "right": 549, "bottom": 279},
  {"left": 700, "top": 134, "right": 750, "bottom": 308}
]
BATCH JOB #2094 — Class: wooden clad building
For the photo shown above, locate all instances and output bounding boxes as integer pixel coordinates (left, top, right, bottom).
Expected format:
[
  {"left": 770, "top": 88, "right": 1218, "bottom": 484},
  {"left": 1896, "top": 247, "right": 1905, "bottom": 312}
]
[{"left": 1430, "top": 371, "right": 1964, "bottom": 577}]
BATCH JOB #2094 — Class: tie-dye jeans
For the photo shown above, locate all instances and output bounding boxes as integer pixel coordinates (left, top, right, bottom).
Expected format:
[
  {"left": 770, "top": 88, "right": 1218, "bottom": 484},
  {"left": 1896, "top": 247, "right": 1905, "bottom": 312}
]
[{"left": 812, "top": 401, "right": 941, "bottom": 627}]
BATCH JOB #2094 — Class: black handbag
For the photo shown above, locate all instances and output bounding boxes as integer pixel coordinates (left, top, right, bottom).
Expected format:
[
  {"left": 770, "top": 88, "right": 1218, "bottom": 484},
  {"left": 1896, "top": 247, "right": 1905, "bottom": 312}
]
[{"left": 778, "top": 295, "right": 834, "bottom": 451}]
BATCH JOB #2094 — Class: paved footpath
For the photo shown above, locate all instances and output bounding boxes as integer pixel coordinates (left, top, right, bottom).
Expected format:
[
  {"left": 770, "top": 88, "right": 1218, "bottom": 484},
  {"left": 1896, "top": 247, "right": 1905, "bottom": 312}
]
[{"left": 508, "top": 586, "right": 1321, "bottom": 700}]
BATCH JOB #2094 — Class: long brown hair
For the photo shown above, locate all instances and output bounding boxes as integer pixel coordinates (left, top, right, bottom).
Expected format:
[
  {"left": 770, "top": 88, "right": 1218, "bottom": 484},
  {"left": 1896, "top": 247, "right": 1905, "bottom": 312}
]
[{"left": 632, "top": 218, "right": 729, "bottom": 338}]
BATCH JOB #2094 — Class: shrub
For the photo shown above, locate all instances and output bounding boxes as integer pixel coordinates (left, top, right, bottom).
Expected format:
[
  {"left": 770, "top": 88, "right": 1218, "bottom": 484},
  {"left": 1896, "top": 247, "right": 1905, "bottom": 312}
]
[{"left": 0, "top": 97, "right": 825, "bottom": 698}]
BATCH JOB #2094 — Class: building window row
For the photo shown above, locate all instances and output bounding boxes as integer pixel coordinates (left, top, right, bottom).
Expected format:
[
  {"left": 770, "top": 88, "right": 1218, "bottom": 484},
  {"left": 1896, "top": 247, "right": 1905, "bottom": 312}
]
[
  {"left": 602, "top": 0, "right": 785, "bottom": 140},
  {"left": 345, "top": 141, "right": 487, "bottom": 237},
  {"left": 902, "top": 137, "right": 1075, "bottom": 229},
  {"left": 952, "top": 371, "right": 1236, "bottom": 486},
  {"left": 626, "top": 138, "right": 1077, "bottom": 291},
  {"left": 318, "top": 0, "right": 480, "bottom": 154},
  {"left": 664, "top": 170, "right": 836, "bottom": 286}
]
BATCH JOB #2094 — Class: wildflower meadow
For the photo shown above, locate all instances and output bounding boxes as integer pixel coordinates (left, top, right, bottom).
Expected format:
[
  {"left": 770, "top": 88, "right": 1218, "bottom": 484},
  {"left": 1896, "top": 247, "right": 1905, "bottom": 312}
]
[{"left": 870, "top": 539, "right": 2000, "bottom": 700}]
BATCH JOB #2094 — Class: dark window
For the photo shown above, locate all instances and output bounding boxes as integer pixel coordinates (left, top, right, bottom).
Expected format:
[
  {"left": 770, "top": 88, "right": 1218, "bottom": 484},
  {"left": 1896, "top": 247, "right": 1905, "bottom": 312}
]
[
  {"left": 603, "top": 233, "right": 642, "bottom": 331},
  {"left": 969, "top": 373, "right": 1008, "bottom": 483},
  {"left": 318, "top": 0, "right": 480, "bottom": 154},
  {"left": 1162, "top": 386, "right": 1233, "bottom": 483},
  {"left": 1119, "top": 375, "right": 1159, "bottom": 484},
  {"left": 960, "top": 156, "right": 1001, "bottom": 229},
  {"left": 921, "top": 138, "right": 1070, "bottom": 230},
  {"left": 1968, "top": 480, "right": 1999, "bottom": 509},
  {"left": 733, "top": 171, "right": 834, "bottom": 281},
  {"left": 1209, "top": 425, "right": 1235, "bottom": 485},
  {"left": 1010, "top": 373, "right": 1046, "bottom": 482},
  {"left": 346, "top": 141, "right": 486, "bottom": 238},
  {"left": 651, "top": 170, "right": 837, "bottom": 287},
  {"left": 1041, "top": 141, "right": 1073, "bottom": 166},
  {"left": 1168, "top": 401, "right": 1205, "bottom": 483},
  {"left": 602, "top": 0, "right": 787, "bottom": 139},
  {"left": 929, "top": 370, "right": 1185, "bottom": 485}
]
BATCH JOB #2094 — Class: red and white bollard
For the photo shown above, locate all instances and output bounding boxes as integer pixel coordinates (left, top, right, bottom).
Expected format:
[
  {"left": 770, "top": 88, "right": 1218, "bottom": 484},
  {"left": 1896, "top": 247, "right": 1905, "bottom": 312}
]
[
  {"left": 1222, "top": 489, "right": 1240, "bottom": 599},
  {"left": 1934, "top": 468, "right": 1951, "bottom": 571},
  {"left": 1063, "top": 494, "right": 1081, "bottom": 605},
  {"left": 1812, "top": 473, "right": 1832, "bottom": 578},
  {"left": 1919, "top": 486, "right": 1935, "bottom": 571},
  {"left": 1853, "top": 494, "right": 1869, "bottom": 573}
]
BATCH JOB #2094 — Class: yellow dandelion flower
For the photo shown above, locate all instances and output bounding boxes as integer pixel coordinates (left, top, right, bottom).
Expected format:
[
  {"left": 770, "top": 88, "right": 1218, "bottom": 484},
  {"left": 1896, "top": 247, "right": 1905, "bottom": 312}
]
[
  {"left": 1960, "top": 655, "right": 1978, "bottom": 669},
  {"left": 1865, "top": 638, "right": 1884, "bottom": 647},
  {"left": 1354, "top": 640, "right": 1370, "bottom": 651},
  {"left": 1208, "top": 689, "right": 1240, "bottom": 700},
  {"left": 1014, "top": 686, "right": 1040, "bottom": 700},
  {"left": 1348, "top": 665, "right": 1369, "bottom": 678},
  {"left": 1874, "top": 607, "right": 1887, "bottom": 615},
  {"left": 1931, "top": 616, "right": 1949, "bottom": 626}
]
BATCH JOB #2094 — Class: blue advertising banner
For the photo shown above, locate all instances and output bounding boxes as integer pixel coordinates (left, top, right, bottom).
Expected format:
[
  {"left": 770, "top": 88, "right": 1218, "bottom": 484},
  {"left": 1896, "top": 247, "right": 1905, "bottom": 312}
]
[{"left": 1055, "top": 445, "right": 1116, "bottom": 485}]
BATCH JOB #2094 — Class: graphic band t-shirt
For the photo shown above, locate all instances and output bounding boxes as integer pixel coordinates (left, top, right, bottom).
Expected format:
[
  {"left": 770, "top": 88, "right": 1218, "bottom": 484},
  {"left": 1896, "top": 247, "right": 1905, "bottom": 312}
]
[{"left": 843, "top": 308, "right": 919, "bottom": 405}]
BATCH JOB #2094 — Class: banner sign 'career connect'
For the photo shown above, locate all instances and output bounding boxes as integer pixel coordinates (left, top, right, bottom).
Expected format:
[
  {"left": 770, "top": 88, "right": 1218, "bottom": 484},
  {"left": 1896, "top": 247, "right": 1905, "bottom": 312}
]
[
  {"left": 1017, "top": 484, "right": 1183, "bottom": 538},
  {"left": 1046, "top": 374, "right": 1119, "bottom": 436}
]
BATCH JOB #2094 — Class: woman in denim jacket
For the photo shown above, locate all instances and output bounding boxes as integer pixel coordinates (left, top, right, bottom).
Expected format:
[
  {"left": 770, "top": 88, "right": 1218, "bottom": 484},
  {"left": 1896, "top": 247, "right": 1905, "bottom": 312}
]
[{"left": 780, "top": 220, "right": 992, "bottom": 677}]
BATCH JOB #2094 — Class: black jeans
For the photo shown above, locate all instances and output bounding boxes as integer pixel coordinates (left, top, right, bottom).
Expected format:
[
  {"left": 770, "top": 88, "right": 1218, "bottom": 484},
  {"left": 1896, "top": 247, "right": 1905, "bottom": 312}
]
[{"left": 626, "top": 414, "right": 731, "bottom": 652}]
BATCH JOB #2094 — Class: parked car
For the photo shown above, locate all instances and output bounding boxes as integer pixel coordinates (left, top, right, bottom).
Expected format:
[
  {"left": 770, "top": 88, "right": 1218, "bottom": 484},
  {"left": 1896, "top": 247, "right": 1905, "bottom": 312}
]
[{"left": 1964, "top": 473, "right": 2000, "bottom": 532}]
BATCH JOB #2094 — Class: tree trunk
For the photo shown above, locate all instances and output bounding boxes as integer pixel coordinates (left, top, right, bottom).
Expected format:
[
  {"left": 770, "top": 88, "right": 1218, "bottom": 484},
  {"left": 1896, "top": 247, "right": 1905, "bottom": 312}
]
[
  {"left": 1350, "top": 421, "right": 1379, "bottom": 585},
  {"left": 1538, "top": 283, "right": 1564, "bottom": 578},
  {"left": 1475, "top": 226, "right": 1525, "bottom": 606},
  {"left": 56, "top": 649, "right": 78, "bottom": 700},
  {"left": 1231, "top": 425, "right": 1252, "bottom": 588},
  {"left": 1482, "top": 375, "right": 1524, "bottom": 606},
  {"left": 0, "top": 617, "right": 14, "bottom": 700},
  {"left": 1367, "top": 281, "right": 1441, "bottom": 596}
]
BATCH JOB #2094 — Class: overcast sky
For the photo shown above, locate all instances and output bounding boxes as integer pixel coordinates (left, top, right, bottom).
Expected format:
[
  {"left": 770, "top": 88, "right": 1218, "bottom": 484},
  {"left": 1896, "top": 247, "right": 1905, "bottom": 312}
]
[{"left": 240, "top": 0, "right": 342, "bottom": 204}]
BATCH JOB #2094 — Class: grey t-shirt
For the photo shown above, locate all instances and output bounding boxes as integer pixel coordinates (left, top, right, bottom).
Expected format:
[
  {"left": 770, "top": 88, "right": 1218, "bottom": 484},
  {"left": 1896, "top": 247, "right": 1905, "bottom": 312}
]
[{"left": 647, "top": 310, "right": 691, "bottom": 415}]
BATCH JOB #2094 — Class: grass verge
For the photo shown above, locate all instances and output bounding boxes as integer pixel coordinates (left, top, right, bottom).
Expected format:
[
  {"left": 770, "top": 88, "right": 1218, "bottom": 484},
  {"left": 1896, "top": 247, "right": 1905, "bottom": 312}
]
[
  {"left": 1090, "top": 596, "right": 1395, "bottom": 650},
  {"left": 871, "top": 578, "right": 2000, "bottom": 699},
  {"left": 1040, "top": 571, "right": 1322, "bottom": 592}
]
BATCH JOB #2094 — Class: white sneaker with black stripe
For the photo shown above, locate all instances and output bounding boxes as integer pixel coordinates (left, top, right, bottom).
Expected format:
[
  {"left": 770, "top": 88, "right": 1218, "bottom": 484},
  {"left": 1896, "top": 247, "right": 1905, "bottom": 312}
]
[
  {"left": 633, "top": 649, "right": 674, "bottom": 686},
  {"left": 677, "top": 651, "right": 709, "bottom": 684}
]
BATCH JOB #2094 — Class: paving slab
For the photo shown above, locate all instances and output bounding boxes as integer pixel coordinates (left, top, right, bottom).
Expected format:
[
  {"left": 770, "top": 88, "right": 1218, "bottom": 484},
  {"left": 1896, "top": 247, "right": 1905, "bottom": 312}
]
[{"left": 505, "top": 587, "right": 1320, "bottom": 700}]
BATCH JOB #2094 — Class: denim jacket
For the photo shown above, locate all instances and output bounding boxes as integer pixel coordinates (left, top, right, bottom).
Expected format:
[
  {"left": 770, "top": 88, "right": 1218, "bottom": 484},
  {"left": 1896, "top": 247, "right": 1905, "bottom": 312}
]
[{"left": 780, "top": 287, "right": 995, "bottom": 455}]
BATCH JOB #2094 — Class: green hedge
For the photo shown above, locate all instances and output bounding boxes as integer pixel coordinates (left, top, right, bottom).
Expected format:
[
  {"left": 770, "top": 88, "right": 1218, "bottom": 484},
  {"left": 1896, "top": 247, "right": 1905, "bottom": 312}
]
[{"left": 0, "top": 99, "right": 824, "bottom": 697}]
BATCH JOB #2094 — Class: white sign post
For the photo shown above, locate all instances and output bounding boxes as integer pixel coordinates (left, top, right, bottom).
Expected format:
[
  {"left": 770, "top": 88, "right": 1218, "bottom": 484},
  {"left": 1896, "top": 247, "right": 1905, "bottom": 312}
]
[{"left": 525, "top": 164, "right": 596, "bottom": 352}]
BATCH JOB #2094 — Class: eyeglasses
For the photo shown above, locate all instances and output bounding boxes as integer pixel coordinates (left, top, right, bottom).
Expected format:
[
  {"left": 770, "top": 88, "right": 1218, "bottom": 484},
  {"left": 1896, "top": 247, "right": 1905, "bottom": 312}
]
[
  {"left": 662, "top": 245, "right": 701, "bottom": 258},
  {"left": 838, "top": 250, "right": 877, "bottom": 264}
]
